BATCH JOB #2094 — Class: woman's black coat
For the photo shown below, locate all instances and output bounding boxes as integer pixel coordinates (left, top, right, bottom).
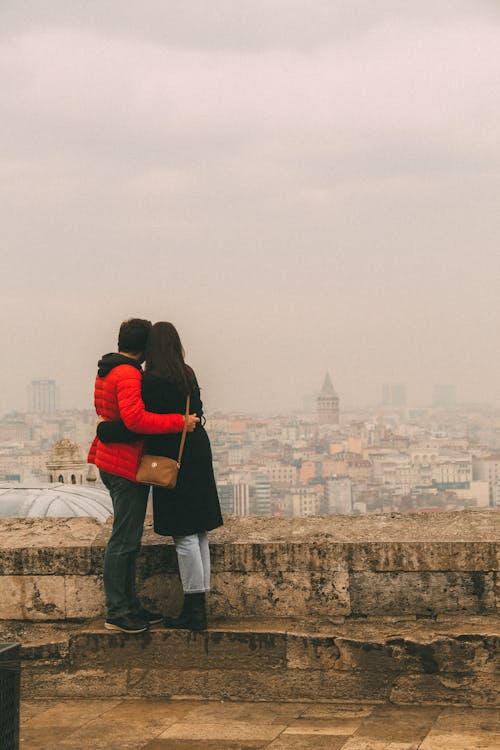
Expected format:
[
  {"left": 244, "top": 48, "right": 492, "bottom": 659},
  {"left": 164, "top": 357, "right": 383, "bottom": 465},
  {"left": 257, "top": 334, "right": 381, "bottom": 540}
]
[{"left": 141, "top": 372, "right": 222, "bottom": 537}]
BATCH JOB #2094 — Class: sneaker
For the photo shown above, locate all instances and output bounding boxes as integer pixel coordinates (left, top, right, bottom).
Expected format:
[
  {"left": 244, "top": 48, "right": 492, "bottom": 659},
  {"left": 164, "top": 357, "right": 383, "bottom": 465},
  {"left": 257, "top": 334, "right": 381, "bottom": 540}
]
[
  {"left": 136, "top": 607, "right": 164, "bottom": 626},
  {"left": 104, "top": 615, "right": 148, "bottom": 633}
]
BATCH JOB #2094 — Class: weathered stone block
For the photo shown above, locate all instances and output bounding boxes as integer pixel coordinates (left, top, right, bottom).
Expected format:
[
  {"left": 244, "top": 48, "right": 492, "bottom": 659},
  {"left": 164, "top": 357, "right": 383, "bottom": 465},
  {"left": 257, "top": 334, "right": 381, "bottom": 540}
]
[
  {"left": 204, "top": 630, "right": 286, "bottom": 669},
  {"left": 210, "top": 571, "right": 350, "bottom": 618},
  {"left": 69, "top": 628, "right": 286, "bottom": 671},
  {"left": 0, "top": 576, "right": 26, "bottom": 619},
  {"left": 346, "top": 541, "right": 498, "bottom": 573},
  {"left": 24, "top": 576, "right": 66, "bottom": 620},
  {"left": 137, "top": 573, "right": 183, "bottom": 615},
  {"left": 64, "top": 575, "right": 104, "bottom": 619},
  {"left": 0, "top": 575, "right": 65, "bottom": 620},
  {"left": 22, "top": 665, "right": 129, "bottom": 698},
  {"left": 69, "top": 629, "right": 203, "bottom": 670},
  {"left": 387, "top": 634, "right": 499, "bottom": 675},
  {"left": 20, "top": 639, "right": 69, "bottom": 661},
  {"left": 334, "top": 634, "right": 499, "bottom": 676},
  {"left": 136, "top": 544, "right": 179, "bottom": 577},
  {"left": 350, "top": 572, "right": 496, "bottom": 616},
  {"left": 390, "top": 672, "right": 500, "bottom": 706},
  {"left": 126, "top": 667, "right": 208, "bottom": 698},
  {"left": 286, "top": 635, "right": 341, "bottom": 670},
  {"left": 261, "top": 668, "right": 393, "bottom": 703},
  {"left": 211, "top": 542, "right": 348, "bottom": 573},
  {"left": 126, "top": 666, "right": 392, "bottom": 703},
  {"left": 0, "top": 545, "right": 94, "bottom": 576}
]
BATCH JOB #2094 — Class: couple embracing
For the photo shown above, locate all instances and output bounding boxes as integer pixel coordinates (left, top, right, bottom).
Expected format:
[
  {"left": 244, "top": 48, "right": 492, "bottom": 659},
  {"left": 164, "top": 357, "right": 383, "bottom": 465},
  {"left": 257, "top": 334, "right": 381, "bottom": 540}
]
[{"left": 88, "top": 318, "right": 223, "bottom": 634}]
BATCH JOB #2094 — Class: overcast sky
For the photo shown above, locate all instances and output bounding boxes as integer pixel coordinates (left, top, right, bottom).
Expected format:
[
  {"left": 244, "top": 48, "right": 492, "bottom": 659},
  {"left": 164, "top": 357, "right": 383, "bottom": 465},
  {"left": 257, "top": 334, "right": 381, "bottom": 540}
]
[{"left": 1, "top": 1, "right": 499, "bottom": 414}]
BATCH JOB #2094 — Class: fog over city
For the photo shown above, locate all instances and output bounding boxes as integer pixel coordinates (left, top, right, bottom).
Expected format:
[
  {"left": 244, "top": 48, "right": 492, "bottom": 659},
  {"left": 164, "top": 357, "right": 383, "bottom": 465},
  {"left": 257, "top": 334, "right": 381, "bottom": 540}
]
[{"left": 1, "top": 1, "right": 499, "bottom": 414}]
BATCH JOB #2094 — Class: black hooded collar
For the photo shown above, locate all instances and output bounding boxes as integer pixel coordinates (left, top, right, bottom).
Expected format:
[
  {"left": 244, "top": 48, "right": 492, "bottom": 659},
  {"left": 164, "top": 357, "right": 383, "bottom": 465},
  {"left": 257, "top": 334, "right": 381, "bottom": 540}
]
[{"left": 97, "top": 353, "right": 143, "bottom": 378}]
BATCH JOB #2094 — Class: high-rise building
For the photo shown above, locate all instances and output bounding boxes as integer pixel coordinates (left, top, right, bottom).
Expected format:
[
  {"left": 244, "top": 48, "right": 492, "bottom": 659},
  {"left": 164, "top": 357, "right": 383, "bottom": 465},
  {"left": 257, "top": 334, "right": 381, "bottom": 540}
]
[
  {"left": 28, "top": 379, "right": 59, "bottom": 413},
  {"left": 382, "top": 383, "right": 406, "bottom": 407},
  {"left": 433, "top": 384, "right": 456, "bottom": 408},
  {"left": 317, "top": 372, "right": 340, "bottom": 425},
  {"left": 217, "top": 482, "right": 234, "bottom": 514},
  {"left": 233, "top": 482, "right": 250, "bottom": 516},
  {"left": 254, "top": 473, "right": 271, "bottom": 515}
]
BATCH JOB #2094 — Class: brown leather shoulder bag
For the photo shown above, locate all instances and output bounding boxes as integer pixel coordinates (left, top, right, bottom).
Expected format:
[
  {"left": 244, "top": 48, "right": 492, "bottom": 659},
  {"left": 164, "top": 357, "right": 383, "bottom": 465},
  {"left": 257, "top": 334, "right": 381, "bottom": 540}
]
[{"left": 136, "top": 395, "right": 190, "bottom": 488}]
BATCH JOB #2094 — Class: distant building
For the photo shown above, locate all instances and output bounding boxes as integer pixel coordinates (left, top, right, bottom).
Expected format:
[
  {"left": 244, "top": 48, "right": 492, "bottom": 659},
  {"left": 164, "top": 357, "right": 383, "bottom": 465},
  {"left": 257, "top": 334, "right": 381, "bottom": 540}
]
[
  {"left": 317, "top": 372, "right": 340, "bottom": 425},
  {"left": 473, "top": 454, "right": 500, "bottom": 507},
  {"left": 433, "top": 384, "right": 456, "bottom": 408},
  {"left": 267, "top": 463, "right": 298, "bottom": 485},
  {"left": 46, "top": 439, "right": 86, "bottom": 485},
  {"left": 326, "top": 478, "right": 353, "bottom": 514},
  {"left": 28, "top": 379, "right": 59, "bottom": 413},
  {"left": 233, "top": 482, "right": 250, "bottom": 516},
  {"left": 254, "top": 473, "right": 271, "bottom": 515},
  {"left": 291, "top": 486, "right": 321, "bottom": 516},
  {"left": 431, "top": 455, "right": 472, "bottom": 489},
  {"left": 218, "top": 482, "right": 234, "bottom": 514},
  {"left": 382, "top": 383, "right": 406, "bottom": 408}
]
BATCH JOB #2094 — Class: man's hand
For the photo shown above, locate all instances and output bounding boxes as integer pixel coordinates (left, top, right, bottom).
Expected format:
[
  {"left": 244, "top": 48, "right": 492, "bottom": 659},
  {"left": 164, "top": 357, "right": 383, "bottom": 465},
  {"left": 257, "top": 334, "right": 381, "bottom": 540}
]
[{"left": 186, "top": 413, "right": 200, "bottom": 432}]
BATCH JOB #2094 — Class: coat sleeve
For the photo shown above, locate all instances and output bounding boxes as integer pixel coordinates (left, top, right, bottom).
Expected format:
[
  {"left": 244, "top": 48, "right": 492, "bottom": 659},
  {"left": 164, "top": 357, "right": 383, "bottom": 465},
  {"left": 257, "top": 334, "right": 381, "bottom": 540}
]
[
  {"left": 115, "top": 367, "right": 185, "bottom": 433},
  {"left": 97, "top": 420, "right": 136, "bottom": 443}
]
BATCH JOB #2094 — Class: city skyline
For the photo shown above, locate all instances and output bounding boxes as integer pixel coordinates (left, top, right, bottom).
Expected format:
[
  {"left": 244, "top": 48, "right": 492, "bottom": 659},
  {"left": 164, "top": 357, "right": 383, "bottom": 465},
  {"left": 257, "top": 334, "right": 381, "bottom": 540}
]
[
  {"left": 1, "top": 2, "right": 499, "bottom": 414},
  {"left": 2, "top": 398, "right": 499, "bottom": 517},
  {"left": 0, "top": 373, "right": 493, "bottom": 418}
]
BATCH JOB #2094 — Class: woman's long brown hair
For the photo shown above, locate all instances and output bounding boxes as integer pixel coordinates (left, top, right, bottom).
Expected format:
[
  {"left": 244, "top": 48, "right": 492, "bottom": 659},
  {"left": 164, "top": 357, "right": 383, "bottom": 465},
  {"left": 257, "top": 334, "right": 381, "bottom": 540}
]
[{"left": 144, "top": 322, "right": 196, "bottom": 392}]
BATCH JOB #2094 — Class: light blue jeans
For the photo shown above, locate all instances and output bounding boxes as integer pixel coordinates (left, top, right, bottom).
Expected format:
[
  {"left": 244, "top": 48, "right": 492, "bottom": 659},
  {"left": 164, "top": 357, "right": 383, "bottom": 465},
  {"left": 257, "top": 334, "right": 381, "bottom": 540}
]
[{"left": 173, "top": 532, "right": 211, "bottom": 594}]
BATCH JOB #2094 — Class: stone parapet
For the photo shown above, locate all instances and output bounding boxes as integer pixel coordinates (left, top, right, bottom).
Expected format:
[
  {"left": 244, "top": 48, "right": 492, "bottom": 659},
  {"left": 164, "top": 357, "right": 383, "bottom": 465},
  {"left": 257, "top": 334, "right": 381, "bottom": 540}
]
[
  {"left": 0, "top": 511, "right": 498, "bottom": 621},
  {"left": 1, "top": 511, "right": 498, "bottom": 706}
]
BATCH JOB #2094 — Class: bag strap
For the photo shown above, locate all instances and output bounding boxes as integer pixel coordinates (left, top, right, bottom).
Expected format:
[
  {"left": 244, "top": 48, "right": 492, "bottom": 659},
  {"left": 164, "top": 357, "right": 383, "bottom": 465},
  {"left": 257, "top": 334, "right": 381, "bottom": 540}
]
[{"left": 176, "top": 394, "right": 191, "bottom": 465}]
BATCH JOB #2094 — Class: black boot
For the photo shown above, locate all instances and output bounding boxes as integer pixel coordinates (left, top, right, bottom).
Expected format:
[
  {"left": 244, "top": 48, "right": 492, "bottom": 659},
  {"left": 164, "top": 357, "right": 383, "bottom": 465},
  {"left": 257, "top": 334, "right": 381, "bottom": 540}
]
[{"left": 164, "top": 592, "right": 207, "bottom": 631}]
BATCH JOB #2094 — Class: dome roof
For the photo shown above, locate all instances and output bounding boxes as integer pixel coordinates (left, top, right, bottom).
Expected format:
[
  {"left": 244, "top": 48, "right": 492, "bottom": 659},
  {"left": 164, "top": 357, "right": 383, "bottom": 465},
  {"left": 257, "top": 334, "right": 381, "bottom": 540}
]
[
  {"left": 0, "top": 484, "right": 113, "bottom": 521},
  {"left": 47, "top": 439, "right": 84, "bottom": 463}
]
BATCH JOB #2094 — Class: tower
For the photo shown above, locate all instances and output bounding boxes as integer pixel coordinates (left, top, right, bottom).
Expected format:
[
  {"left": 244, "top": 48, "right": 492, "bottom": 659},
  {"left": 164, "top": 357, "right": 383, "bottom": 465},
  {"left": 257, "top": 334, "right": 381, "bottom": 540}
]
[
  {"left": 317, "top": 372, "right": 340, "bottom": 425},
  {"left": 46, "top": 439, "right": 86, "bottom": 485}
]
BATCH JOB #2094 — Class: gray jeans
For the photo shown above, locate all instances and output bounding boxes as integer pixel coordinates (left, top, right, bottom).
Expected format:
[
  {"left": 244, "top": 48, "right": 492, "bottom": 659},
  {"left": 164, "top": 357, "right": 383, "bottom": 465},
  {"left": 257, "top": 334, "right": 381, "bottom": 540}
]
[
  {"left": 100, "top": 470, "right": 150, "bottom": 618},
  {"left": 173, "top": 532, "right": 211, "bottom": 593}
]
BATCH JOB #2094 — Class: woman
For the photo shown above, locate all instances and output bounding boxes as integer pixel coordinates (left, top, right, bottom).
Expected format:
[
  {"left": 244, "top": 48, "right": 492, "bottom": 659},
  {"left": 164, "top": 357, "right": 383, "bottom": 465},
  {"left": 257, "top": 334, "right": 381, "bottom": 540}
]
[{"left": 98, "top": 322, "right": 223, "bottom": 631}]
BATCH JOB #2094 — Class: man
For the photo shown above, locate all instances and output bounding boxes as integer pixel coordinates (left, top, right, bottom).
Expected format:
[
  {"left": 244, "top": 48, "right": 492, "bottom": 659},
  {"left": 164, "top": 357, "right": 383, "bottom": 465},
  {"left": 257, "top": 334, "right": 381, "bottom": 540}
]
[{"left": 88, "top": 318, "right": 199, "bottom": 633}]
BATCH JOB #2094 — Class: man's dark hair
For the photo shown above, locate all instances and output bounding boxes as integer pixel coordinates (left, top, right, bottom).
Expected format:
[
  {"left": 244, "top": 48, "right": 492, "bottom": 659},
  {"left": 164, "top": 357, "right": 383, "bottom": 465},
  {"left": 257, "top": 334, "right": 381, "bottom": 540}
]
[{"left": 118, "top": 318, "right": 152, "bottom": 354}]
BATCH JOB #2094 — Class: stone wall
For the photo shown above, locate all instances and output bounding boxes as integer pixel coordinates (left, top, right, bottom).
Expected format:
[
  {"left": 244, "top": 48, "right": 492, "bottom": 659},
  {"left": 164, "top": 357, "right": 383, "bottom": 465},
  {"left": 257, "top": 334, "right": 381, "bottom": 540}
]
[
  {"left": 0, "top": 510, "right": 498, "bottom": 621},
  {"left": 1, "top": 511, "right": 498, "bottom": 705}
]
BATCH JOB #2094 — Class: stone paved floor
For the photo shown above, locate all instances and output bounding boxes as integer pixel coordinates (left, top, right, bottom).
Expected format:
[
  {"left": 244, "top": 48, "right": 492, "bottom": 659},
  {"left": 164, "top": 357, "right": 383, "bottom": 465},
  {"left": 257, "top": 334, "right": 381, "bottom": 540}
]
[{"left": 20, "top": 699, "right": 500, "bottom": 750}]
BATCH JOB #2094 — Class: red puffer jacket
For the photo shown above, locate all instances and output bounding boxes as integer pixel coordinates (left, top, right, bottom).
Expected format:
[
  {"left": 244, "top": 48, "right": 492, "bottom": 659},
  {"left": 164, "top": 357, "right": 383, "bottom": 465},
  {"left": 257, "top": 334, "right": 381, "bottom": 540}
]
[{"left": 87, "top": 353, "right": 185, "bottom": 481}]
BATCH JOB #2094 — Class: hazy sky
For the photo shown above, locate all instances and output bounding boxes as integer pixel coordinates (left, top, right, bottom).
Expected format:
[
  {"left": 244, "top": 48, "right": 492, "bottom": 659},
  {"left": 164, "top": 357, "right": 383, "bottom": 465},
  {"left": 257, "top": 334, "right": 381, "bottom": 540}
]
[{"left": 1, "top": 1, "right": 499, "bottom": 414}]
